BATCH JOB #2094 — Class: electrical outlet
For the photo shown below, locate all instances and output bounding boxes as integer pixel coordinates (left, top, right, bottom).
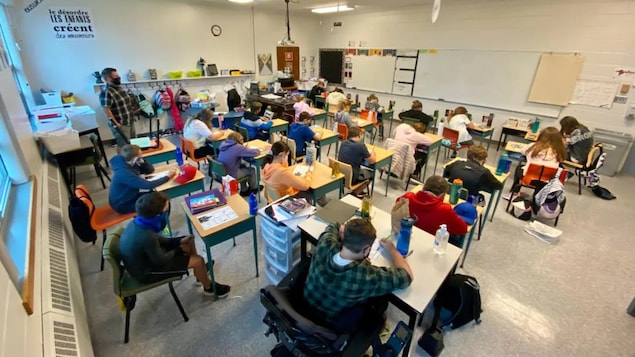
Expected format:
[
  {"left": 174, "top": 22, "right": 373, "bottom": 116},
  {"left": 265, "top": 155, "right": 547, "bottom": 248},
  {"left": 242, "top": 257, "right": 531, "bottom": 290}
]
[{"left": 614, "top": 96, "right": 628, "bottom": 104}]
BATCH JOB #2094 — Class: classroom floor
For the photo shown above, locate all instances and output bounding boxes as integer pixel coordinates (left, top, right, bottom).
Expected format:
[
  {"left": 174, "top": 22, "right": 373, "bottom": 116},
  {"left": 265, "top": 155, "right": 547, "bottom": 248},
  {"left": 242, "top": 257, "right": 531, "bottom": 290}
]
[{"left": 74, "top": 134, "right": 635, "bottom": 357}]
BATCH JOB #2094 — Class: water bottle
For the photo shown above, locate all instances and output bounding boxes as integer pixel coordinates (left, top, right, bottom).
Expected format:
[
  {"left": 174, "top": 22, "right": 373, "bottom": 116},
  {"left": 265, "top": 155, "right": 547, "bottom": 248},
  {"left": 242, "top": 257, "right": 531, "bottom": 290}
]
[
  {"left": 504, "top": 155, "right": 512, "bottom": 173},
  {"left": 396, "top": 217, "right": 415, "bottom": 256},
  {"left": 436, "top": 118, "right": 445, "bottom": 137},
  {"left": 248, "top": 193, "right": 258, "bottom": 215},
  {"left": 449, "top": 178, "right": 464, "bottom": 205},
  {"left": 306, "top": 141, "right": 317, "bottom": 165},
  {"left": 355, "top": 94, "right": 359, "bottom": 106},
  {"left": 532, "top": 118, "right": 540, "bottom": 133},
  {"left": 175, "top": 146, "right": 184, "bottom": 167},
  {"left": 433, "top": 110, "right": 439, "bottom": 119},
  {"left": 495, "top": 154, "right": 507, "bottom": 175},
  {"left": 361, "top": 195, "right": 372, "bottom": 219},
  {"left": 219, "top": 113, "right": 225, "bottom": 129},
  {"left": 433, "top": 224, "right": 449, "bottom": 255}
]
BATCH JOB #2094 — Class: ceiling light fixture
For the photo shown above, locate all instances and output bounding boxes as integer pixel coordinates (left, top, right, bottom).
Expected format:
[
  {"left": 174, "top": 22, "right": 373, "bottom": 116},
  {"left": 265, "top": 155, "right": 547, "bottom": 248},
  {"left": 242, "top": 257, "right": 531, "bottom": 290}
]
[
  {"left": 311, "top": 5, "right": 354, "bottom": 14},
  {"left": 228, "top": 0, "right": 253, "bottom": 3}
]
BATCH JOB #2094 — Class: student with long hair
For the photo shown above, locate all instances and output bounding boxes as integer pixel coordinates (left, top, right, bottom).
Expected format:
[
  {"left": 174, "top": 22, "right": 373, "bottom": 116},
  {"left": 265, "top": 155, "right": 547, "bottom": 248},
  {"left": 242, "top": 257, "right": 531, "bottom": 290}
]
[
  {"left": 183, "top": 108, "right": 225, "bottom": 157},
  {"left": 293, "top": 95, "right": 313, "bottom": 120},
  {"left": 447, "top": 106, "right": 475, "bottom": 147},
  {"left": 334, "top": 99, "right": 353, "bottom": 129},
  {"left": 217, "top": 132, "right": 261, "bottom": 196},
  {"left": 512, "top": 127, "right": 567, "bottom": 185},
  {"left": 559, "top": 116, "right": 593, "bottom": 163}
]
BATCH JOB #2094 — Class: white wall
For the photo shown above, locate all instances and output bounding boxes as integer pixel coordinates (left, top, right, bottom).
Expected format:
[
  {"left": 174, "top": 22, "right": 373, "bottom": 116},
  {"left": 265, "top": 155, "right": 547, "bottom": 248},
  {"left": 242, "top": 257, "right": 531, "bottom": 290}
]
[
  {"left": 316, "top": 0, "right": 635, "bottom": 137},
  {"left": 8, "top": 0, "right": 320, "bottom": 138}
]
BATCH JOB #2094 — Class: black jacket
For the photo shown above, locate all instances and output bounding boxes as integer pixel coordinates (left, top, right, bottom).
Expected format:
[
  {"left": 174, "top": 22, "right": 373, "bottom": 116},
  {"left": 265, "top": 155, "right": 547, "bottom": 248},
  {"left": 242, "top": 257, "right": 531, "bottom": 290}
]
[
  {"left": 308, "top": 85, "right": 325, "bottom": 105},
  {"left": 399, "top": 110, "right": 434, "bottom": 126},
  {"left": 443, "top": 159, "right": 502, "bottom": 196}
]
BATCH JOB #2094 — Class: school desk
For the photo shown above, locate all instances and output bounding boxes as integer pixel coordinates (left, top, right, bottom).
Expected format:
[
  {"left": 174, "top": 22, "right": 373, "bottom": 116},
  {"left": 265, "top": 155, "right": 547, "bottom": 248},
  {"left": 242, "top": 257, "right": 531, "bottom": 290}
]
[
  {"left": 468, "top": 125, "right": 495, "bottom": 150},
  {"left": 364, "top": 144, "right": 394, "bottom": 197},
  {"left": 141, "top": 138, "right": 176, "bottom": 165}
]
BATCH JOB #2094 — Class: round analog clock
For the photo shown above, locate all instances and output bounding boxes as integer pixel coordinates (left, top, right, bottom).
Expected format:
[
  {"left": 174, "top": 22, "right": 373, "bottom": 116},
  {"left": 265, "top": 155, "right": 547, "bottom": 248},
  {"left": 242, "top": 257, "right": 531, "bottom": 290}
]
[{"left": 211, "top": 25, "right": 222, "bottom": 37}]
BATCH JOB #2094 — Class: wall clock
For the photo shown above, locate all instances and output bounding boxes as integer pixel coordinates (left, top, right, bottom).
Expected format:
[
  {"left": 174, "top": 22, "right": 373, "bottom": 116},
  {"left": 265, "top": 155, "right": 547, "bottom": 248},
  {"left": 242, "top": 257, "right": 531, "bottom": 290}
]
[{"left": 211, "top": 25, "right": 222, "bottom": 37}]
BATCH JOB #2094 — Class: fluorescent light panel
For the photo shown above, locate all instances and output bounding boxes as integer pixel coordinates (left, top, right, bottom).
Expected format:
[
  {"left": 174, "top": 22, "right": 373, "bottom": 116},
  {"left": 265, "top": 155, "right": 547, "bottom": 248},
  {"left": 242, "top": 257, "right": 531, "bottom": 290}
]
[
  {"left": 228, "top": 0, "right": 253, "bottom": 3},
  {"left": 311, "top": 5, "right": 354, "bottom": 14}
]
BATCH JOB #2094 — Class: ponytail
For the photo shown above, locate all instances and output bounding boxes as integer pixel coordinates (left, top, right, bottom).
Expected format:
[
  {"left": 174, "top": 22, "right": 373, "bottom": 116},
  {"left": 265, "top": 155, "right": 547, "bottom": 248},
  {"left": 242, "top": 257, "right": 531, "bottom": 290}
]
[{"left": 263, "top": 140, "right": 290, "bottom": 165}]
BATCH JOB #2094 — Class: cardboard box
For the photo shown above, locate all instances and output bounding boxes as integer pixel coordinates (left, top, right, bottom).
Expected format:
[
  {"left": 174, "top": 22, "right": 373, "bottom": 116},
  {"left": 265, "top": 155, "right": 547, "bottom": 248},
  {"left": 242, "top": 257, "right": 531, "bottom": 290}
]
[
  {"left": 41, "top": 91, "right": 62, "bottom": 107},
  {"left": 64, "top": 106, "right": 97, "bottom": 132},
  {"left": 36, "top": 123, "right": 81, "bottom": 154}
]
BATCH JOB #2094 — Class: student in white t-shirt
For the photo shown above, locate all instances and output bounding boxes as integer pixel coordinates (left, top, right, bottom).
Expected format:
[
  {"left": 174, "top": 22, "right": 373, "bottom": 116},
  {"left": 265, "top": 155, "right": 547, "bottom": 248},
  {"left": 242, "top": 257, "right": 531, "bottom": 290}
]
[
  {"left": 447, "top": 106, "right": 475, "bottom": 146},
  {"left": 183, "top": 108, "right": 225, "bottom": 157}
]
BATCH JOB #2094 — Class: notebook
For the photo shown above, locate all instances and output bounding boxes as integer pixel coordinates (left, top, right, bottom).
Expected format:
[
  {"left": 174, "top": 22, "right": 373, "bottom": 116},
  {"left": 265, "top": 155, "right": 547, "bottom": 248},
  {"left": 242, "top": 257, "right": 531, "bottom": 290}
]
[
  {"left": 185, "top": 188, "right": 227, "bottom": 214},
  {"left": 314, "top": 199, "right": 358, "bottom": 224}
]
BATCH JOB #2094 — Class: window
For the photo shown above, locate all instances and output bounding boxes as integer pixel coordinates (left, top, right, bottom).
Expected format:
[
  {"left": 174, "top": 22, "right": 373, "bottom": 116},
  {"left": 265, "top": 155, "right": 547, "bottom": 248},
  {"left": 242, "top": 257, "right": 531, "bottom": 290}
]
[{"left": 0, "top": 155, "right": 9, "bottom": 222}]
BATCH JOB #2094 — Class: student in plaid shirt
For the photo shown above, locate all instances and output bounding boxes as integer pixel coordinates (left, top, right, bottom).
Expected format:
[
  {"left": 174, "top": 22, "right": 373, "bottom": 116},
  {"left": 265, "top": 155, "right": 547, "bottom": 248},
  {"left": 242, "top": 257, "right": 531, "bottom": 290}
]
[
  {"left": 303, "top": 219, "right": 413, "bottom": 331},
  {"left": 100, "top": 67, "right": 136, "bottom": 146}
]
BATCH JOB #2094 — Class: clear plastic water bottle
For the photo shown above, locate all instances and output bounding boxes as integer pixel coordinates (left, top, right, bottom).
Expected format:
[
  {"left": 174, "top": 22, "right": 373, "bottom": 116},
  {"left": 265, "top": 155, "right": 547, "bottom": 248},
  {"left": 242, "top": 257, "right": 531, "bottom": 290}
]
[
  {"left": 436, "top": 118, "right": 445, "bottom": 137},
  {"left": 248, "top": 193, "right": 258, "bottom": 215},
  {"left": 396, "top": 217, "right": 415, "bottom": 256},
  {"left": 433, "top": 224, "right": 449, "bottom": 255},
  {"left": 305, "top": 141, "right": 314, "bottom": 165},
  {"left": 175, "top": 146, "right": 184, "bottom": 167}
]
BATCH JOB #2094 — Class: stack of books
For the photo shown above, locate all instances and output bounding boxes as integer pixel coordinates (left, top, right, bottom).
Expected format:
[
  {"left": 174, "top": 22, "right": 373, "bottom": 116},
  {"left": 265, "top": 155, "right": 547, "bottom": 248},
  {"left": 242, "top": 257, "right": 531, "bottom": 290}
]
[{"left": 185, "top": 189, "right": 227, "bottom": 214}]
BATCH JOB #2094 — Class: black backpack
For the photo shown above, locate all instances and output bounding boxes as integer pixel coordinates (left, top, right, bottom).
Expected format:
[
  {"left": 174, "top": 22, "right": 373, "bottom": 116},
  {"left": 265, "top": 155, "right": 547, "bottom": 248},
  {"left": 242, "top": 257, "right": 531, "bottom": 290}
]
[
  {"left": 434, "top": 274, "right": 482, "bottom": 329},
  {"left": 68, "top": 187, "right": 96, "bottom": 243}
]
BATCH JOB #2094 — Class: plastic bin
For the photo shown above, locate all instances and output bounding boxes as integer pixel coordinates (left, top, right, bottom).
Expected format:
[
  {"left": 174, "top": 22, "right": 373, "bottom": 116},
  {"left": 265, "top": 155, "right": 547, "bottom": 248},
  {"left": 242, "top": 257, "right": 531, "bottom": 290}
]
[{"left": 593, "top": 128, "right": 633, "bottom": 176}]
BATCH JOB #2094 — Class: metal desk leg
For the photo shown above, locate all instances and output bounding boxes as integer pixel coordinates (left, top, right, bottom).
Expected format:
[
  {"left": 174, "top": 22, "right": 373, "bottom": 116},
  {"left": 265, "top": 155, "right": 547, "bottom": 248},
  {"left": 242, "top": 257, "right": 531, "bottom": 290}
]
[
  {"left": 481, "top": 191, "right": 495, "bottom": 231},
  {"left": 486, "top": 132, "right": 492, "bottom": 151},
  {"left": 255, "top": 165, "right": 262, "bottom": 203},
  {"left": 93, "top": 129, "right": 109, "bottom": 167},
  {"left": 489, "top": 187, "right": 504, "bottom": 222},
  {"left": 422, "top": 151, "right": 430, "bottom": 181},
  {"left": 434, "top": 145, "right": 441, "bottom": 174},
  {"left": 460, "top": 225, "right": 476, "bottom": 268},
  {"left": 251, "top": 219, "right": 259, "bottom": 277},
  {"left": 385, "top": 157, "right": 392, "bottom": 197},
  {"left": 496, "top": 130, "right": 505, "bottom": 151},
  {"left": 206, "top": 242, "right": 218, "bottom": 299},
  {"left": 370, "top": 167, "right": 376, "bottom": 197}
]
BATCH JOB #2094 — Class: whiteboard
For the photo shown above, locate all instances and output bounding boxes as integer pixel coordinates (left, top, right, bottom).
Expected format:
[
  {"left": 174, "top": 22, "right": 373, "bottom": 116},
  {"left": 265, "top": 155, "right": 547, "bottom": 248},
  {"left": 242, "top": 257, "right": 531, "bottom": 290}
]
[
  {"left": 412, "top": 50, "right": 563, "bottom": 117},
  {"left": 347, "top": 55, "right": 396, "bottom": 94}
]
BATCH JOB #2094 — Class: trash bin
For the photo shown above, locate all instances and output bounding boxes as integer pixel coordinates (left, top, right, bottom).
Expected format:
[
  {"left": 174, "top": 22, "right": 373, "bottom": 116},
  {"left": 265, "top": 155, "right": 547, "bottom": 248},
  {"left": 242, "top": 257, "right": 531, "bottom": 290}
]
[{"left": 593, "top": 128, "right": 633, "bottom": 176}]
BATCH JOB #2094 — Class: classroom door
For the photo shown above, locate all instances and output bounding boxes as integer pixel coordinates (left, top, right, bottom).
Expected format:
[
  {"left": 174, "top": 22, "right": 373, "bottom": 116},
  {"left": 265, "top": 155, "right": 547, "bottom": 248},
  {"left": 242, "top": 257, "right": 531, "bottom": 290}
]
[{"left": 276, "top": 46, "right": 299, "bottom": 80}]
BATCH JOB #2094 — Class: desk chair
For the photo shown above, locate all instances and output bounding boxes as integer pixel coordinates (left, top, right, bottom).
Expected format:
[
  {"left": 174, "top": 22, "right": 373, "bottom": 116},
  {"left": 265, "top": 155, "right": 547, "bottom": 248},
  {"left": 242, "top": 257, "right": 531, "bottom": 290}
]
[
  {"left": 58, "top": 134, "right": 111, "bottom": 190},
  {"left": 180, "top": 135, "right": 207, "bottom": 169},
  {"left": 562, "top": 143, "right": 603, "bottom": 195},
  {"left": 506, "top": 164, "right": 568, "bottom": 226},
  {"left": 75, "top": 185, "right": 136, "bottom": 271},
  {"left": 103, "top": 228, "right": 188, "bottom": 343},
  {"left": 207, "top": 157, "right": 249, "bottom": 191},
  {"left": 285, "top": 137, "right": 304, "bottom": 164},
  {"left": 381, "top": 139, "right": 417, "bottom": 190},
  {"left": 328, "top": 157, "right": 369, "bottom": 196},
  {"left": 264, "top": 183, "right": 281, "bottom": 204},
  {"left": 234, "top": 124, "right": 250, "bottom": 143},
  {"left": 326, "top": 123, "right": 349, "bottom": 158},
  {"left": 441, "top": 127, "right": 468, "bottom": 159},
  {"left": 261, "top": 258, "right": 384, "bottom": 357}
]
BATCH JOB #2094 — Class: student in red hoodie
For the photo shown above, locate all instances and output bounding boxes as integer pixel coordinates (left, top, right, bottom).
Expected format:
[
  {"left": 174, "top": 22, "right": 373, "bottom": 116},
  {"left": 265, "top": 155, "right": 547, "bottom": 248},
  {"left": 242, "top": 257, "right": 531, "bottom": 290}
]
[{"left": 399, "top": 175, "right": 467, "bottom": 237}]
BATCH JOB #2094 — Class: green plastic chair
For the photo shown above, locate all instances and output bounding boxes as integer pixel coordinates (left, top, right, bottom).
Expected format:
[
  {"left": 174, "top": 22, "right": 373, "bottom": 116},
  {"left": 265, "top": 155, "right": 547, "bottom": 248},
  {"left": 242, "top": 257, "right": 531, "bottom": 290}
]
[
  {"left": 207, "top": 157, "right": 249, "bottom": 191},
  {"left": 234, "top": 124, "right": 250, "bottom": 143},
  {"left": 103, "top": 228, "right": 188, "bottom": 343}
]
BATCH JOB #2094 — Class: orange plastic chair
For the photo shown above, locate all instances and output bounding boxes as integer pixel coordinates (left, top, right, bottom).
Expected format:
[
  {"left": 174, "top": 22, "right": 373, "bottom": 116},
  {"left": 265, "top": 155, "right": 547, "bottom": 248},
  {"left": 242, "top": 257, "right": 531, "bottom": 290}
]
[
  {"left": 75, "top": 184, "right": 137, "bottom": 271},
  {"left": 180, "top": 135, "right": 208, "bottom": 169},
  {"left": 442, "top": 127, "right": 468, "bottom": 158},
  {"left": 359, "top": 109, "right": 370, "bottom": 119},
  {"left": 337, "top": 123, "right": 349, "bottom": 140}
]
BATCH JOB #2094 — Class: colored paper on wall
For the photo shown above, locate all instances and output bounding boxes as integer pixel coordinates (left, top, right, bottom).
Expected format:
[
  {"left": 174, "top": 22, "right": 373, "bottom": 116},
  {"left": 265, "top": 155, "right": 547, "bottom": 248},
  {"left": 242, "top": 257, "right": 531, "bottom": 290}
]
[
  {"left": 345, "top": 48, "right": 357, "bottom": 55},
  {"left": 358, "top": 49, "right": 369, "bottom": 56},
  {"left": 370, "top": 49, "right": 382, "bottom": 56},
  {"left": 382, "top": 49, "right": 397, "bottom": 56}
]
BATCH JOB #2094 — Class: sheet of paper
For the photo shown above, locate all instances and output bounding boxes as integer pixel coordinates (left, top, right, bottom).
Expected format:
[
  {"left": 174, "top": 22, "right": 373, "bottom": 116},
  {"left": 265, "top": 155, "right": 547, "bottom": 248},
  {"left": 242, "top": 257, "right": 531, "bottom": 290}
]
[
  {"left": 130, "top": 137, "right": 152, "bottom": 148},
  {"left": 261, "top": 93, "right": 281, "bottom": 99},
  {"left": 197, "top": 206, "right": 238, "bottom": 230},
  {"left": 569, "top": 79, "right": 619, "bottom": 108},
  {"left": 144, "top": 171, "right": 169, "bottom": 181},
  {"left": 292, "top": 165, "right": 313, "bottom": 177}
]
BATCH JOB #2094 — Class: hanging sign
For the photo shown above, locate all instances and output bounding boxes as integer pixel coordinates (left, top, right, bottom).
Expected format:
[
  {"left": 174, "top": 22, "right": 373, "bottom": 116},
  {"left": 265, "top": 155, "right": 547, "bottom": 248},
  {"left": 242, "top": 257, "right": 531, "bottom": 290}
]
[{"left": 48, "top": 8, "right": 96, "bottom": 40}]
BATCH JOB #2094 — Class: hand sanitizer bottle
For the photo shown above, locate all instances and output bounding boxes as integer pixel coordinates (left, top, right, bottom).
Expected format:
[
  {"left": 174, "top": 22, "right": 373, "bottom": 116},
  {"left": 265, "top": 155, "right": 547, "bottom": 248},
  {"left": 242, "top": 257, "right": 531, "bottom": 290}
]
[{"left": 433, "top": 224, "right": 449, "bottom": 255}]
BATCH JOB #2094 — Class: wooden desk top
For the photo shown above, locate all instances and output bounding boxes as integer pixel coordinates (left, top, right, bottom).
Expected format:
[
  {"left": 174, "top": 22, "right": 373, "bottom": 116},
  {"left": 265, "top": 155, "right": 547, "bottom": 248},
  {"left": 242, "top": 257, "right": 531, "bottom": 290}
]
[
  {"left": 502, "top": 124, "right": 530, "bottom": 132},
  {"left": 365, "top": 144, "right": 394, "bottom": 162},
  {"left": 245, "top": 139, "right": 271, "bottom": 160},
  {"left": 310, "top": 108, "right": 326, "bottom": 116},
  {"left": 141, "top": 138, "right": 176, "bottom": 158},
  {"left": 423, "top": 132, "right": 443, "bottom": 144},
  {"left": 443, "top": 157, "right": 510, "bottom": 183},
  {"left": 291, "top": 161, "right": 343, "bottom": 189},
  {"left": 505, "top": 141, "right": 528, "bottom": 154},
  {"left": 352, "top": 117, "right": 374, "bottom": 128},
  {"left": 470, "top": 125, "right": 495, "bottom": 133},
  {"left": 211, "top": 129, "right": 234, "bottom": 142},
  {"left": 524, "top": 132, "right": 539, "bottom": 141},
  {"left": 152, "top": 163, "right": 206, "bottom": 192},
  {"left": 180, "top": 193, "right": 251, "bottom": 237},
  {"left": 312, "top": 127, "right": 339, "bottom": 141},
  {"left": 270, "top": 118, "right": 289, "bottom": 128}
]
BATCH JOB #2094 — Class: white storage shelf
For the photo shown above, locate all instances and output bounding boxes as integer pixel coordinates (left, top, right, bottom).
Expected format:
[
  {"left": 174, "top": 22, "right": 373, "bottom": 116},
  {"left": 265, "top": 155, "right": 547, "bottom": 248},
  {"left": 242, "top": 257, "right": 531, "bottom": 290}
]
[
  {"left": 260, "top": 212, "right": 302, "bottom": 285},
  {"left": 91, "top": 74, "right": 254, "bottom": 93}
]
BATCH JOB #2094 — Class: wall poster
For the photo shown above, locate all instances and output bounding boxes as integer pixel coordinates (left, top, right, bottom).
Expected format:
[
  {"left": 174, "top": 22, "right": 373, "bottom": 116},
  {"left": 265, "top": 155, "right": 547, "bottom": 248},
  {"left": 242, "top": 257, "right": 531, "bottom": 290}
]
[{"left": 48, "top": 8, "right": 96, "bottom": 40}]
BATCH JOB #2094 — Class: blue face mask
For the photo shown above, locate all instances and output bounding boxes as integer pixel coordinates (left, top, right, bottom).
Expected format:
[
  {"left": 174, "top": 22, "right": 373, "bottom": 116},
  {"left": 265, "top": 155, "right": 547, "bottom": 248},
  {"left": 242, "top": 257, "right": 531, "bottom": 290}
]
[{"left": 134, "top": 211, "right": 169, "bottom": 233}]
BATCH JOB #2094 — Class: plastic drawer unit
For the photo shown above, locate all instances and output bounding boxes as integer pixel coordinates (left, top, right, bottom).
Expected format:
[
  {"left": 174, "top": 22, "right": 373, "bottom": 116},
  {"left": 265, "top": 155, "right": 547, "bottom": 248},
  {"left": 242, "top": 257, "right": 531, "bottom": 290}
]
[{"left": 260, "top": 213, "right": 302, "bottom": 285}]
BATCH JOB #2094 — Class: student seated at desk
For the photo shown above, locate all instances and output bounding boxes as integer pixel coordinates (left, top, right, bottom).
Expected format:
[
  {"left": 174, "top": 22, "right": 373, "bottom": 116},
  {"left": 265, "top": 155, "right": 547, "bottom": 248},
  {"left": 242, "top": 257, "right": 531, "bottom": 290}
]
[
  {"left": 399, "top": 175, "right": 467, "bottom": 238},
  {"left": 240, "top": 101, "right": 273, "bottom": 141},
  {"left": 398, "top": 100, "right": 434, "bottom": 127},
  {"left": 559, "top": 116, "right": 594, "bottom": 164},
  {"left": 303, "top": 219, "right": 413, "bottom": 331},
  {"left": 293, "top": 95, "right": 313, "bottom": 120},
  {"left": 338, "top": 126, "right": 376, "bottom": 184},
  {"left": 308, "top": 80, "right": 326, "bottom": 108},
  {"left": 109, "top": 144, "right": 178, "bottom": 214},
  {"left": 365, "top": 94, "right": 385, "bottom": 137},
  {"left": 444, "top": 145, "right": 502, "bottom": 198},
  {"left": 512, "top": 127, "right": 567, "bottom": 186},
  {"left": 217, "top": 132, "right": 261, "bottom": 197},
  {"left": 447, "top": 106, "right": 475, "bottom": 148},
  {"left": 326, "top": 88, "right": 347, "bottom": 109},
  {"left": 119, "top": 192, "right": 230, "bottom": 298},
  {"left": 393, "top": 122, "right": 435, "bottom": 177},
  {"left": 334, "top": 99, "right": 353, "bottom": 130},
  {"left": 183, "top": 108, "right": 225, "bottom": 157},
  {"left": 262, "top": 141, "right": 327, "bottom": 206},
  {"left": 289, "top": 112, "right": 322, "bottom": 157}
]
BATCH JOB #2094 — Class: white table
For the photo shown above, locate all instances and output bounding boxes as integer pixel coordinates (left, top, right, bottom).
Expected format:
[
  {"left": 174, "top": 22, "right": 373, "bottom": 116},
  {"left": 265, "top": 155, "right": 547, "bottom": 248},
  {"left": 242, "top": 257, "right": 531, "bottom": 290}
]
[{"left": 298, "top": 195, "right": 462, "bottom": 357}]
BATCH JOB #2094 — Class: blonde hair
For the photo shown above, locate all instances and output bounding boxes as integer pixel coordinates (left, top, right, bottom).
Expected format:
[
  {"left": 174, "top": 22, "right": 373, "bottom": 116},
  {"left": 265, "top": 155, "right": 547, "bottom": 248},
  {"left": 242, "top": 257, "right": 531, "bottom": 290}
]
[
  {"left": 526, "top": 127, "right": 566, "bottom": 162},
  {"left": 337, "top": 99, "right": 351, "bottom": 111}
]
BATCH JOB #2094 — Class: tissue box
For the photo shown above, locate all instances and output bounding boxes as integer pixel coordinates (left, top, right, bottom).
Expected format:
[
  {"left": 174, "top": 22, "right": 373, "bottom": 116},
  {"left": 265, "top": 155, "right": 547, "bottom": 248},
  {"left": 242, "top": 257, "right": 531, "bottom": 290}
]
[
  {"left": 221, "top": 175, "right": 239, "bottom": 196},
  {"left": 64, "top": 106, "right": 97, "bottom": 132}
]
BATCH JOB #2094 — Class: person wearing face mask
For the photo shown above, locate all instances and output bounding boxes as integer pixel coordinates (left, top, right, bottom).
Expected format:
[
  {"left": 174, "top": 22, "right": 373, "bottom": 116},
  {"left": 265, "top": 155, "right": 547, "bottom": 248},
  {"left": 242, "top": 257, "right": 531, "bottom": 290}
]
[
  {"left": 100, "top": 67, "right": 137, "bottom": 147},
  {"left": 119, "top": 192, "right": 230, "bottom": 298},
  {"left": 303, "top": 219, "right": 413, "bottom": 331},
  {"left": 109, "top": 144, "right": 177, "bottom": 214}
]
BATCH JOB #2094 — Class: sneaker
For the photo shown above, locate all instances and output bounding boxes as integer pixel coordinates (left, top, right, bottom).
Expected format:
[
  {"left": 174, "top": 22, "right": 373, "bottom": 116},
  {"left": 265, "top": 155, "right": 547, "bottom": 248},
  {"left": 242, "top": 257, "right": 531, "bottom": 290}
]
[
  {"left": 203, "top": 283, "right": 231, "bottom": 298},
  {"left": 239, "top": 190, "right": 251, "bottom": 197}
]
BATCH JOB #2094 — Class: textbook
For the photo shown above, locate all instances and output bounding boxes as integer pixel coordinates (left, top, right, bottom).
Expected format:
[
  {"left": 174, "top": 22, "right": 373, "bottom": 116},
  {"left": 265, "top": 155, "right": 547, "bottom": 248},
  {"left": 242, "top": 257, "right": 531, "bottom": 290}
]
[
  {"left": 185, "top": 189, "right": 227, "bottom": 214},
  {"left": 278, "top": 197, "right": 310, "bottom": 217}
]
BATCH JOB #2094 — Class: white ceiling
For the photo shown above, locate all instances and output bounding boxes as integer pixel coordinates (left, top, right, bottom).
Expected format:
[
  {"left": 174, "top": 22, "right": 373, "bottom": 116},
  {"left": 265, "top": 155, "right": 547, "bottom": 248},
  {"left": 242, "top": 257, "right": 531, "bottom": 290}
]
[{"left": 200, "top": 0, "right": 433, "bottom": 14}]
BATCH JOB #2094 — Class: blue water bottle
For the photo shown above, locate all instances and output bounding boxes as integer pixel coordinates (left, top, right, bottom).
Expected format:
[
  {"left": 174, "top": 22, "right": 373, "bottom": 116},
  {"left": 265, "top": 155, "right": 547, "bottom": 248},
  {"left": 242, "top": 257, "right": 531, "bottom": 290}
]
[
  {"left": 495, "top": 154, "right": 508, "bottom": 175},
  {"left": 175, "top": 146, "right": 184, "bottom": 166},
  {"left": 396, "top": 217, "right": 415, "bottom": 256},
  {"left": 248, "top": 193, "right": 258, "bottom": 215}
]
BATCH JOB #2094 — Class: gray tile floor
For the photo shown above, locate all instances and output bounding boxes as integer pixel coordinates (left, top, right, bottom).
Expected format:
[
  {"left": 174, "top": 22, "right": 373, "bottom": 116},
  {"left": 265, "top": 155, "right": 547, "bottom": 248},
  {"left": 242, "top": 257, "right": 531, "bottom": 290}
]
[{"left": 75, "top": 136, "right": 635, "bottom": 356}]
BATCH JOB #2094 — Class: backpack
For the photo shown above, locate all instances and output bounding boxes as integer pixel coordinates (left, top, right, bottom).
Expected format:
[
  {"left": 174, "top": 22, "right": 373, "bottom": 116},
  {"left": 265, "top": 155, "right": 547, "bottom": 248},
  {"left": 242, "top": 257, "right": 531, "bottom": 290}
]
[
  {"left": 532, "top": 169, "right": 565, "bottom": 220},
  {"left": 137, "top": 93, "right": 155, "bottom": 119},
  {"left": 154, "top": 89, "right": 172, "bottom": 110},
  {"left": 68, "top": 187, "right": 96, "bottom": 243},
  {"left": 510, "top": 194, "right": 533, "bottom": 221},
  {"left": 227, "top": 88, "right": 242, "bottom": 110},
  {"left": 433, "top": 274, "right": 482, "bottom": 329},
  {"left": 174, "top": 88, "right": 191, "bottom": 112},
  {"left": 127, "top": 91, "right": 140, "bottom": 116}
]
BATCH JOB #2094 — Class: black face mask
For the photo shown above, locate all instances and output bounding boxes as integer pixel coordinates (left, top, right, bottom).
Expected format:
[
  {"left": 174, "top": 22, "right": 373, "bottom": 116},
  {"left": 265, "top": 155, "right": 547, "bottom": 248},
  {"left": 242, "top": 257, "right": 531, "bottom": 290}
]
[{"left": 111, "top": 77, "right": 121, "bottom": 86}]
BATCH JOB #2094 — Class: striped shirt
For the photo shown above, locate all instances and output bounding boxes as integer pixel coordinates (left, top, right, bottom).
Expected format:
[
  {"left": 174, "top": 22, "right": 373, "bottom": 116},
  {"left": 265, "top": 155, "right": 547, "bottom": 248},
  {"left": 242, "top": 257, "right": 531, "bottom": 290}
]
[{"left": 100, "top": 84, "right": 135, "bottom": 126}]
